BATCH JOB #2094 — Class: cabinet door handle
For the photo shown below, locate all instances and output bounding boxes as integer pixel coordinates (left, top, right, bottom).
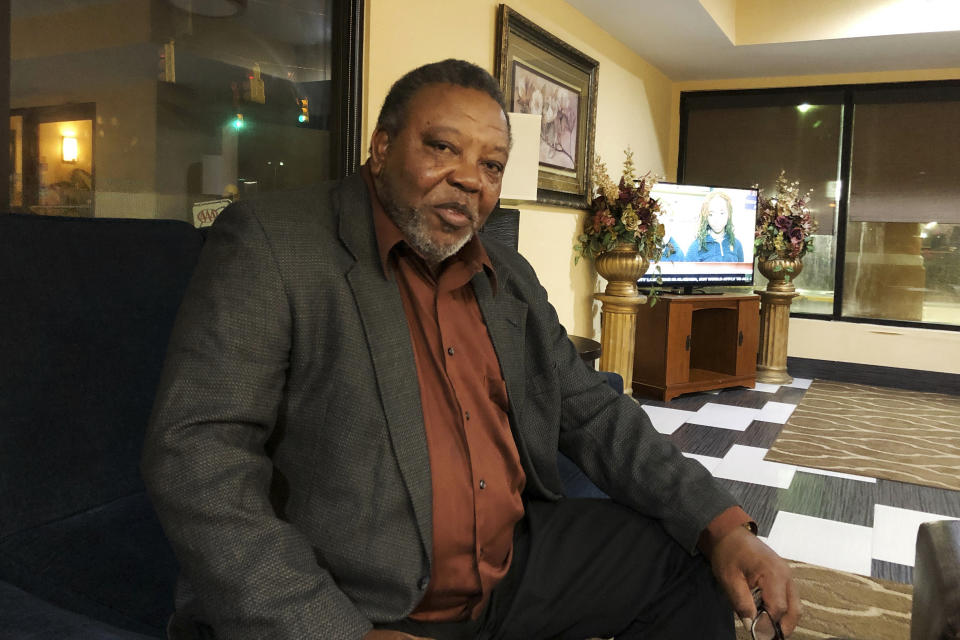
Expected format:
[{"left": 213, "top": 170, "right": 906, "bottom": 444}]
[
  {"left": 738, "top": 331, "right": 744, "bottom": 346},
  {"left": 685, "top": 335, "right": 691, "bottom": 351}
]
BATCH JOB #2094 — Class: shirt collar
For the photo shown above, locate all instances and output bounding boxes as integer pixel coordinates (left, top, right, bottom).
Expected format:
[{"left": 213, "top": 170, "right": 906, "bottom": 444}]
[{"left": 359, "top": 161, "right": 497, "bottom": 290}]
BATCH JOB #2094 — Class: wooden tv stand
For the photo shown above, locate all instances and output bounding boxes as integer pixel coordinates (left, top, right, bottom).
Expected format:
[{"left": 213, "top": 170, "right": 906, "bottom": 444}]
[{"left": 632, "top": 293, "right": 760, "bottom": 402}]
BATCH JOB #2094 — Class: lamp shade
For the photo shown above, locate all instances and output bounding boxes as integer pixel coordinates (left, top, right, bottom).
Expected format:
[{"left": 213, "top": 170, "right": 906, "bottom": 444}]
[
  {"left": 61, "top": 136, "right": 78, "bottom": 163},
  {"left": 500, "top": 112, "right": 541, "bottom": 201}
]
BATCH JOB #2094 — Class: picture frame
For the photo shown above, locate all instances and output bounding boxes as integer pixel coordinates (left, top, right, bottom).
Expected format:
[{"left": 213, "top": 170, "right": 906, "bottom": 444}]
[{"left": 495, "top": 4, "right": 599, "bottom": 209}]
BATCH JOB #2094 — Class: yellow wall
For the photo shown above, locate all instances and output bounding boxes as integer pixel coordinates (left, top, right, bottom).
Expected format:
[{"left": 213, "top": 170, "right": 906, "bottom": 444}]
[
  {"left": 670, "top": 66, "right": 960, "bottom": 372},
  {"left": 364, "top": 0, "right": 674, "bottom": 339}
]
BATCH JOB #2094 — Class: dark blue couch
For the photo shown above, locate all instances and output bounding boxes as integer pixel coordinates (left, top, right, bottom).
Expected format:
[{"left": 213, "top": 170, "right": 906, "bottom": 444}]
[
  {"left": 0, "top": 214, "right": 200, "bottom": 638},
  {"left": 0, "top": 212, "right": 609, "bottom": 638}
]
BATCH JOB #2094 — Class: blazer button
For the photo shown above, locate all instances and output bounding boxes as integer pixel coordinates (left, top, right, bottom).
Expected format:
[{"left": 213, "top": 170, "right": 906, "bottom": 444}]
[{"left": 418, "top": 576, "right": 430, "bottom": 590}]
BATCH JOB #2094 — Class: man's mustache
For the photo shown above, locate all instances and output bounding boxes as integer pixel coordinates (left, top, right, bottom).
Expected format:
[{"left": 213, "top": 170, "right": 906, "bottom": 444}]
[{"left": 434, "top": 201, "right": 478, "bottom": 223}]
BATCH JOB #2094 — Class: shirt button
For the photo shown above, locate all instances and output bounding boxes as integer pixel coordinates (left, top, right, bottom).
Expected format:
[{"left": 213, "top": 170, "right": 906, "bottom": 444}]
[
  {"left": 479, "top": 479, "right": 486, "bottom": 490},
  {"left": 447, "top": 346, "right": 455, "bottom": 356},
  {"left": 418, "top": 576, "right": 430, "bottom": 590},
  {"left": 465, "top": 411, "right": 470, "bottom": 420}
]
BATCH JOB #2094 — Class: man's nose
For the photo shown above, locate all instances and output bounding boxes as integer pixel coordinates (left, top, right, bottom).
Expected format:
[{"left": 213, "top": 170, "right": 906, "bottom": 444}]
[{"left": 448, "top": 159, "right": 481, "bottom": 193}]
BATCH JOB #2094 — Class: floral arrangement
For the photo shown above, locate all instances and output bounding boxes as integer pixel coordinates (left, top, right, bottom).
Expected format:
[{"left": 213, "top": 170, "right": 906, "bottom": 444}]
[
  {"left": 754, "top": 171, "right": 819, "bottom": 261},
  {"left": 574, "top": 148, "right": 669, "bottom": 264}
]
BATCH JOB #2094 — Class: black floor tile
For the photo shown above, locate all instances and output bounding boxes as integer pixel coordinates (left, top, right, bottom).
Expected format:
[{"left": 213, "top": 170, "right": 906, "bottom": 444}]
[
  {"left": 772, "top": 386, "right": 807, "bottom": 404},
  {"left": 872, "top": 559, "right": 914, "bottom": 585},
  {"left": 716, "top": 479, "right": 782, "bottom": 537},
  {"left": 737, "top": 421, "right": 784, "bottom": 449},
  {"left": 876, "top": 480, "right": 960, "bottom": 518},
  {"left": 713, "top": 387, "right": 772, "bottom": 409},
  {"left": 638, "top": 393, "right": 716, "bottom": 411},
  {"left": 669, "top": 423, "right": 739, "bottom": 458},
  {"left": 778, "top": 472, "right": 878, "bottom": 528}
]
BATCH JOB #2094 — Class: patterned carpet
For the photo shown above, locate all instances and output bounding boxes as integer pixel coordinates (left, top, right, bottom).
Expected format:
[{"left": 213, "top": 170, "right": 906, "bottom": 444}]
[
  {"left": 734, "top": 561, "right": 912, "bottom": 640},
  {"left": 764, "top": 380, "right": 960, "bottom": 492}
]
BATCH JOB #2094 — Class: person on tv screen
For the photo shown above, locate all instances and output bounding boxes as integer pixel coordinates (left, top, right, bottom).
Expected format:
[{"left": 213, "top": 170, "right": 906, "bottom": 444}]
[{"left": 686, "top": 191, "right": 744, "bottom": 262}]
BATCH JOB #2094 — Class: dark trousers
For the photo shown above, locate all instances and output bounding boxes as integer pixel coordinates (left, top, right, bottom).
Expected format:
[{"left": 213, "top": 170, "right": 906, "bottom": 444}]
[{"left": 379, "top": 498, "right": 735, "bottom": 640}]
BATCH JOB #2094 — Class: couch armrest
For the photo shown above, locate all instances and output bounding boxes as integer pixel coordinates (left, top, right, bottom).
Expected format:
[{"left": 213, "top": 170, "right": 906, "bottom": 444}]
[{"left": 911, "top": 519, "right": 960, "bottom": 640}]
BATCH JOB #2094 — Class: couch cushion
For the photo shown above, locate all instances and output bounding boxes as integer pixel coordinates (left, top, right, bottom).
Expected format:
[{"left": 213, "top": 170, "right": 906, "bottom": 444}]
[
  {"left": 0, "top": 580, "right": 161, "bottom": 639},
  {"left": 0, "top": 214, "right": 203, "bottom": 537},
  {"left": 0, "top": 492, "right": 177, "bottom": 636}
]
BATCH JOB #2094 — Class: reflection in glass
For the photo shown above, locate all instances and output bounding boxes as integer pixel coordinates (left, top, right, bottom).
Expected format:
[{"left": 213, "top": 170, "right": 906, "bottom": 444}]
[
  {"left": 845, "top": 95, "right": 960, "bottom": 326},
  {"left": 682, "top": 98, "right": 843, "bottom": 314},
  {"left": 10, "top": 0, "right": 336, "bottom": 224}
]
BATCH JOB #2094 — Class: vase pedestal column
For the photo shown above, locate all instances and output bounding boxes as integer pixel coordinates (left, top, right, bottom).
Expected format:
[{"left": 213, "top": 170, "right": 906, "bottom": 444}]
[
  {"left": 755, "top": 289, "right": 798, "bottom": 385},
  {"left": 754, "top": 257, "right": 803, "bottom": 385},
  {"left": 593, "top": 292, "right": 646, "bottom": 393}
]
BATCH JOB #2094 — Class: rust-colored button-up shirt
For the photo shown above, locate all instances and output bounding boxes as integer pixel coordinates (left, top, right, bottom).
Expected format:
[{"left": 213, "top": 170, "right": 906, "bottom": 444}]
[{"left": 362, "top": 166, "right": 526, "bottom": 621}]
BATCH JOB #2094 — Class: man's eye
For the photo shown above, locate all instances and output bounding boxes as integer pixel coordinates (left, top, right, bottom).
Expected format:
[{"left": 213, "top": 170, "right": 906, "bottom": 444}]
[
  {"left": 429, "top": 141, "right": 452, "bottom": 152},
  {"left": 484, "top": 162, "right": 504, "bottom": 174}
]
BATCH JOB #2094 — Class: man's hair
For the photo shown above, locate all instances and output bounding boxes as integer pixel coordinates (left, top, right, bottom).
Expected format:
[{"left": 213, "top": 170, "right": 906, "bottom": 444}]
[{"left": 375, "top": 59, "right": 511, "bottom": 144}]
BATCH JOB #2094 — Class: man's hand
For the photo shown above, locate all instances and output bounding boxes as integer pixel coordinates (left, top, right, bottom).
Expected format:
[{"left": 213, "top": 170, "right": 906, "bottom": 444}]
[
  {"left": 709, "top": 526, "right": 801, "bottom": 636},
  {"left": 363, "top": 630, "right": 434, "bottom": 640}
]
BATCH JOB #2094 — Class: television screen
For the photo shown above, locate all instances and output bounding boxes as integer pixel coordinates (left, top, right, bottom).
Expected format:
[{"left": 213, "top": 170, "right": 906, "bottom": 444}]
[{"left": 639, "top": 183, "right": 757, "bottom": 291}]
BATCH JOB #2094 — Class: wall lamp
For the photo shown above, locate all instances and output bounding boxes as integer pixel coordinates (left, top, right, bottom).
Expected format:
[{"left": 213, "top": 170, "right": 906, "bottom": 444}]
[{"left": 61, "top": 136, "right": 79, "bottom": 163}]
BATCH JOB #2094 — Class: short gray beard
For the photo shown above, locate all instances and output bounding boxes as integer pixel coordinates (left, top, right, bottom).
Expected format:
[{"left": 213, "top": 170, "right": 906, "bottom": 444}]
[{"left": 377, "top": 180, "right": 475, "bottom": 269}]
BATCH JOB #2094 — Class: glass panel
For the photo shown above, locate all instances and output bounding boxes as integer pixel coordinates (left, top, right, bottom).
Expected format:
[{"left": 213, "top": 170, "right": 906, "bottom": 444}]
[
  {"left": 683, "top": 98, "right": 843, "bottom": 314},
  {"left": 36, "top": 119, "right": 94, "bottom": 216},
  {"left": 10, "top": 115, "right": 23, "bottom": 207},
  {"left": 10, "top": 0, "right": 336, "bottom": 225},
  {"left": 845, "top": 94, "right": 960, "bottom": 325}
]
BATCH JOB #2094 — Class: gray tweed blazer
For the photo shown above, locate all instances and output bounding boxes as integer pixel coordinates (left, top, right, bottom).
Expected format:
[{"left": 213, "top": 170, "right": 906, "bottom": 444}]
[{"left": 141, "top": 173, "right": 738, "bottom": 640}]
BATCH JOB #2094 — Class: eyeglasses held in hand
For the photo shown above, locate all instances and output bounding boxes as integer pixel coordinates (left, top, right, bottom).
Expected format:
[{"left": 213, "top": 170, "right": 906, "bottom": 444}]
[{"left": 750, "top": 588, "right": 785, "bottom": 640}]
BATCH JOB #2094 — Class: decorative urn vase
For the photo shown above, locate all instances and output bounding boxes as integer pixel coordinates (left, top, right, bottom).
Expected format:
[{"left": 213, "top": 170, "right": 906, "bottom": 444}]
[
  {"left": 757, "top": 257, "right": 804, "bottom": 293},
  {"left": 594, "top": 242, "right": 650, "bottom": 297}
]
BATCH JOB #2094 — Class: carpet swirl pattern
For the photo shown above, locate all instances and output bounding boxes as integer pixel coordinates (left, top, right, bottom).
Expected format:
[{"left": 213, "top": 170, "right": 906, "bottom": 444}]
[{"left": 764, "top": 380, "right": 960, "bottom": 491}]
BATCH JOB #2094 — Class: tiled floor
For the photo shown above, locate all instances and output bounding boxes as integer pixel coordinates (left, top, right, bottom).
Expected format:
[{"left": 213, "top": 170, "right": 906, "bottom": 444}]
[{"left": 636, "top": 378, "right": 960, "bottom": 585}]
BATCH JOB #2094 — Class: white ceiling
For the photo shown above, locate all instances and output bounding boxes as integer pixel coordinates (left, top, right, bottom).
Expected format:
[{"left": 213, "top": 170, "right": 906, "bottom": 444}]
[{"left": 565, "top": 0, "right": 960, "bottom": 81}]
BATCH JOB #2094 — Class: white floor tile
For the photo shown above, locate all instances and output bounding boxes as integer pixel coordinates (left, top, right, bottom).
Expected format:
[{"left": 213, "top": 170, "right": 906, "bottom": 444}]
[
  {"left": 755, "top": 401, "right": 796, "bottom": 424},
  {"left": 872, "top": 505, "right": 959, "bottom": 567},
  {"left": 641, "top": 405, "right": 697, "bottom": 435},
  {"left": 765, "top": 511, "right": 874, "bottom": 576},
  {"left": 748, "top": 382, "right": 782, "bottom": 394},
  {"left": 712, "top": 445, "right": 796, "bottom": 488},
  {"left": 689, "top": 403, "right": 760, "bottom": 431},
  {"left": 682, "top": 452, "right": 723, "bottom": 474},
  {"left": 786, "top": 377, "right": 813, "bottom": 389}
]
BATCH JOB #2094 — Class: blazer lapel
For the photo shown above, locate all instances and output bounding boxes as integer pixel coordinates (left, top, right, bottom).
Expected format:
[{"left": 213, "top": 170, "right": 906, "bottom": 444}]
[
  {"left": 335, "top": 176, "right": 433, "bottom": 562},
  {"left": 472, "top": 271, "right": 539, "bottom": 476}
]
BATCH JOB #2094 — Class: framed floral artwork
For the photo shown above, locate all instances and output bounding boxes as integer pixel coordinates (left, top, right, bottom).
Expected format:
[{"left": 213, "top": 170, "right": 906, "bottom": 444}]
[{"left": 496, "top": 4, "right": 599, "bottom": 208}]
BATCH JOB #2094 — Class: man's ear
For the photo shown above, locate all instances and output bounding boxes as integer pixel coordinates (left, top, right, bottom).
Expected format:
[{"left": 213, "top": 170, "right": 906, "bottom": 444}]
[{"left": 369, "top": 128, "right": 391, "bottom": 177}]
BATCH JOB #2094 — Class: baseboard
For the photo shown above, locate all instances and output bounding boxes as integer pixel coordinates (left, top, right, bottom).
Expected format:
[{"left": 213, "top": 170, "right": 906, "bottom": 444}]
[{"left": 787, "top": 357, "right": 960, "bottom": 396}]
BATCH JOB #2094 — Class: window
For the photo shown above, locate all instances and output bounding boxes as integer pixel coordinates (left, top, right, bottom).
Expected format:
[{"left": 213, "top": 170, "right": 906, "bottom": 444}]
[
  {"left": 680, "top": 82, "right": 960, "bottom": 329},
  {"left": 3, "top": 0, "right": 362, "bottom": 225},
  {"left": 845, "top": 86, "right": 960, "bottom": 324},
  {"left": 681, "top": 90, "right": 843, "bottom": 315}
]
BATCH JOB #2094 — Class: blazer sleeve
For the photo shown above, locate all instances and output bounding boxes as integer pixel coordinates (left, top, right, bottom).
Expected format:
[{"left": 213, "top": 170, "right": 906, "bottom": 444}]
[
  {"left": 502, "top": 250, "right": 740, "bottom": 553},
  {"left": 141, "top": 203, "right": 372, "bottom": 640}
]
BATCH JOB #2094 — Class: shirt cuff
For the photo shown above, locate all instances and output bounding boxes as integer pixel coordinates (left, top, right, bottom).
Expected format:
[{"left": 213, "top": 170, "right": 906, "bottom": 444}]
[{"left": 697, "top": 506, "right": 756, "bottom": 558}]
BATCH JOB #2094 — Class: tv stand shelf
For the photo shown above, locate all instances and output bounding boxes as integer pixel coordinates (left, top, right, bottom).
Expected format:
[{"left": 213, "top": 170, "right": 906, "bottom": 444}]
[{"left": 631, "top": 293, "right": 760, "bottom": 402}]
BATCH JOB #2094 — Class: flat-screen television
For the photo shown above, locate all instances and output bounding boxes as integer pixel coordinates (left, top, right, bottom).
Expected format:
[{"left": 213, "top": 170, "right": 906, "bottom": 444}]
[{"left": 638, "top": 183, "right": 758, "bottom": 293}]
